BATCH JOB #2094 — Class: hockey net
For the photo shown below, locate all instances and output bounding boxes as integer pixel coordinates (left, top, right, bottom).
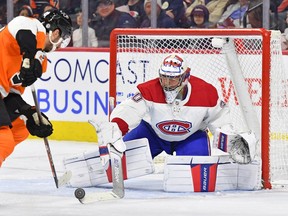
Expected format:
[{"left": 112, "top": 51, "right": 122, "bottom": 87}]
[{"left": 109, "top": 28, "right": 288, "bottom": 189}]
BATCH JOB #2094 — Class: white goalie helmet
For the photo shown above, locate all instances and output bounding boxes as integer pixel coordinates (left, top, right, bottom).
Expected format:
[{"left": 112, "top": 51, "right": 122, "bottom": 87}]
[{"left": 159, "top": 53, "right": 191, "bottom": 104}]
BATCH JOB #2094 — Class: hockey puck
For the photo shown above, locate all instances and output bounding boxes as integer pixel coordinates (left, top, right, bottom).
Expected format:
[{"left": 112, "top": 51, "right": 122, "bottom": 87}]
[{"left": 74, "top": 188, "right": 85, "bottom": 200}]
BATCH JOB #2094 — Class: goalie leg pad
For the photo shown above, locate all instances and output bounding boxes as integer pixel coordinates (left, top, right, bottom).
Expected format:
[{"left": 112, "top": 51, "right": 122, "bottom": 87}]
[
  {"left": 163, "top": 155, "right": 230, "bottom": 192},
  {"left": 125, "top": 138, "right": 155, "bottom": 178},
  {"left": 63, "top": 138, "right": 154, "bottom": 187},
  {"left": 63, "top": 148, "right": 109, "bottom": 187},
  {"left": 163, "top": 155, "right": 261, "bottom": 192},
  {"left": 237, "top": 160, "right": 262, "bottom": 190},
  {"left": 215, "top": 161, "right": 261, "bottom": 190}
]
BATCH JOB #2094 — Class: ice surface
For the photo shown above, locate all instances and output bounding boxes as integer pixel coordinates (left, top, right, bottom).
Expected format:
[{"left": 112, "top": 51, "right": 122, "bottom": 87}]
[{"left": 1, "top": 139, "right": 288, "bottom": 216}]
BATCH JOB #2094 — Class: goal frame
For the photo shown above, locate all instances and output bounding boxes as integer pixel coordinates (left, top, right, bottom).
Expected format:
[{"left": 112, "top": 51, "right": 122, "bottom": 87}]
[{"left": 109, "top": 28, "right": 272, "bottom": 189}]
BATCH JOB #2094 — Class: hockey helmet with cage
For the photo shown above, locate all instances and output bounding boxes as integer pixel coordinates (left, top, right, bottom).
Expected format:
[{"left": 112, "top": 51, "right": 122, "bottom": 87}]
[
  {"left": 39, "top": 9, "right": 72, "bottom": 51},
  {"left": 159, "top": 54, "right": 191, "bottom": 104}
]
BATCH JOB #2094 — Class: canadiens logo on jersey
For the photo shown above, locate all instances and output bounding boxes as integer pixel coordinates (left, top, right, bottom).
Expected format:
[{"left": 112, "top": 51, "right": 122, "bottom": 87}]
[{"left": 156, "top": 120, "right": 192, "bottom": 135}]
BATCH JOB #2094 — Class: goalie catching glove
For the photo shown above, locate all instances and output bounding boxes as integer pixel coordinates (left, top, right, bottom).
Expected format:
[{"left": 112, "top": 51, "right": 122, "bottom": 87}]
[
  {"left": 229, "top": 134, "right": 251, "bottom": 164},
  {"left": 19, "top": 50, "right": 45, "bottom": 87},
  {"left": 213, "top": 128, "right": 258, "bottom": 164},
  {"left": 20, "top": 105, "right": 53, "bottom": 138}
]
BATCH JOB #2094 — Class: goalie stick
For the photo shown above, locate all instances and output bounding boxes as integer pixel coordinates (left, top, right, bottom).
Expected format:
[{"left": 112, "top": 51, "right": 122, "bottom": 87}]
[{"left": 74, "top": 144, "right": 125, "bottom": 203}]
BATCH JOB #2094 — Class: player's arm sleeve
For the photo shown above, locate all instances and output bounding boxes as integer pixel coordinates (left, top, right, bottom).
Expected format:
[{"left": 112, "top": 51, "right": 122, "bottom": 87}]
[
  {"left": 15, "top": 29, "right": 37, "bottom": 58},
  {"left": 110, "top": 92, "right": 149, "bottom": 135}
]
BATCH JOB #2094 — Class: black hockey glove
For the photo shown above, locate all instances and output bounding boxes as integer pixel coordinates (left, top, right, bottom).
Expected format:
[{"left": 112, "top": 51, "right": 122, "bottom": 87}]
[
  {"left": 19, "top": 50, "right": 45, "bottom": 87},
  {"left": 20, "top": 105, "right": 53, "bottom": 138}
]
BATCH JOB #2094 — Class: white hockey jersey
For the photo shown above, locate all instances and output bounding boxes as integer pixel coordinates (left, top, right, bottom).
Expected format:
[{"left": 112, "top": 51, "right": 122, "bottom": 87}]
[{"left": 110, "top": 76, "right": 231, "bottom": 142}]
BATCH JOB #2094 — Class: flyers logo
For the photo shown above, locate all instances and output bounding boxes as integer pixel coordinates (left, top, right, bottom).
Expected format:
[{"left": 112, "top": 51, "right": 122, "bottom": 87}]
[
  {"left": 156, "top": 120, "right": 192, "bottom": 135},
  {"left": 10, "top": 72, "right": 23, "bottom": 86}
]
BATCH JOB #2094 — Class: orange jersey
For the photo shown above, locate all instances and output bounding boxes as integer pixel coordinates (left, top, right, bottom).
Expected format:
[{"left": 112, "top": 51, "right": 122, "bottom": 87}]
[{"left": 0, "top": 16, "right": 48, "bottom": 98}]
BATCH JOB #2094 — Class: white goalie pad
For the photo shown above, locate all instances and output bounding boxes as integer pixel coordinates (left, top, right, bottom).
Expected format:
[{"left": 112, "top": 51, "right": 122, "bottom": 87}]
[
  {"left": 163, "top": 155, "right": 262, "bottom": 192},
  {"left": 124, "top": 138, "right": 155, "bottom": 178},
  {"left": 63, "top": 147, "right": 108, "bottom": 188},
  {"left": 63, "top": 138, "right": 154, "bottom": 187}
]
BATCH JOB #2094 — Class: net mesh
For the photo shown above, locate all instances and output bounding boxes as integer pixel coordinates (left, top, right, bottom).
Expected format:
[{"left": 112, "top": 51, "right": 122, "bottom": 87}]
[{"left": 111, "top": 29, "right": 288, "bottom": 186}]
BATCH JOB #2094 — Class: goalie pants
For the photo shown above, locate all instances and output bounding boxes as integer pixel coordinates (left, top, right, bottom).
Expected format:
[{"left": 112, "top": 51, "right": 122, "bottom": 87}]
[
  {"left": 123, "top": 120, "right": 211, "bottom": 158},
  {"left": 0, "top": 98, "right": 29, "bottom": 167}
]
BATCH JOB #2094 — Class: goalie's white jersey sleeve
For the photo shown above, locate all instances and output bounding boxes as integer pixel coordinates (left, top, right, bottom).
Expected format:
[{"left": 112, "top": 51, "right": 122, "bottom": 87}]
[{"left": 110, "top": 76, "right": 231, "bottom": 141}]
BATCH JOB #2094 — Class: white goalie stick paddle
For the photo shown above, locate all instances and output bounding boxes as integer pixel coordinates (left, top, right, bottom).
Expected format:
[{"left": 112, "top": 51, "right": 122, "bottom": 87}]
[
  {"left": 74, "top": 144, "right": 125, "bottom": 203},
  {"left": 74, "top": 119, "right": 124, "bottom": 203}
]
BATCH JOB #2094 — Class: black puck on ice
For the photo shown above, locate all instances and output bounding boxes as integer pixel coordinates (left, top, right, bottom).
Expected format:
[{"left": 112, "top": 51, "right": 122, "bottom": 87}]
[{"left": 74, "top": 188, "right": 85, "bottom": 200}]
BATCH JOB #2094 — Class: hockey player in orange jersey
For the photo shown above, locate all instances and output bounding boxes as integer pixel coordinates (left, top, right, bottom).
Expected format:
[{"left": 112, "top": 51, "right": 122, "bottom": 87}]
[{"left": 0, "top": 9, "right": 72, "bottom": 167}]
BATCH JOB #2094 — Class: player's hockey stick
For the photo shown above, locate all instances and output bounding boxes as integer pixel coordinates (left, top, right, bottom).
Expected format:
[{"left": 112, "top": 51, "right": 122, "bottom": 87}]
[
  {"left": 31, "top": 84, "right": 60, "bottom": 188},
  {"left": 74, "top": 119, "right": 125, "bottom": 203}
]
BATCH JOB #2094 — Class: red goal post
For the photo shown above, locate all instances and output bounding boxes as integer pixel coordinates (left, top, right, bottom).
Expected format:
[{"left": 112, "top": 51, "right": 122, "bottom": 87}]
[{"left": 109, "top": 28, "right": 288, "bottom": 189}]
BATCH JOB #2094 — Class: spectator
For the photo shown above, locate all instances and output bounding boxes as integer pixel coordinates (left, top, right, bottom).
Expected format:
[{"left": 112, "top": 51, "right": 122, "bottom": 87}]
[
  {"left": 245, "top": 1, "right": 278, "bottom": 30},
  {"left": 91, "top": 0, "right": 138, "bottom": 47},
  {"left": 13, "top": 0, "right": 30, "bottom": 15},
  {"left": 217, "top": 0, "right": 249, "bottom": 28},
  {"left": 162, "top": 0, "right": 189, "bottom": 28},
  {"left": 30, "top": 0, "right": 58, "bottom": 18},
  {"left": 205, "top": 0, "right": 229, "bottom": 24},
  {"left": 18, "top": 5, "right": 34, "bottom": 17},
  {"left": 185, "top": 0, "right": 206, "bottom": 18},
  {"left": 0, "top": 2, "right": 6, "bottom": 28},
  {"left": 41, "top": 3, "right": 57, "bottom": 14},
  {"left": 140, "top": 0, "right": 176, "bottom": 28},
  {"left": 189, "top": 5, "right": 211, "bottom": 28},
  {"left": 275, "top": 0, "right": 288, "bottom": 32},
  {"left": 72, "top": 12, "right": 98, "bottom": 47},
  {"left": 278, "top": 0, "right": 288, "bottom": 13},
  {"left": 245, "top": 1, "right": 262, "bottom": 28},
  {"left": 128, "top": 0, "right": 146, "bottom": 26}
]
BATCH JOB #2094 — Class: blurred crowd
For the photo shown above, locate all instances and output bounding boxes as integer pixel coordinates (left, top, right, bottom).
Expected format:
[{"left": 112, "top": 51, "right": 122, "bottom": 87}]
[{"left": 1, "top": 0, "right": 288, "bottom": 49}]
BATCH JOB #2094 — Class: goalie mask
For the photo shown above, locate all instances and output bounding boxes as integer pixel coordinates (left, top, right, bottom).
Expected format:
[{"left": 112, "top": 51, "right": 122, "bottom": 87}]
[
  {"left": 159, "top": 54, "right": 191, "bottom": 104},
  {"left": 39, "top": 9, "right": 72, "bottom": 51}
]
